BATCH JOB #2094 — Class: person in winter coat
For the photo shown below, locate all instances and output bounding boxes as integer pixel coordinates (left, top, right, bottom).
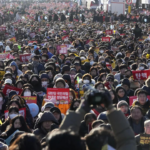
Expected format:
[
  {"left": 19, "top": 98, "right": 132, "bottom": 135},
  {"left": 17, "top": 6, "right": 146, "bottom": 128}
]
[
  {"left": 61, "top": 13, "right": 66, "bottom": 22},
  {"left": 10, "top": 61, "right": 23, "bottom": 79},
  {"left": 131, "top": 90, "right": 150, "bottom": 115},
  {"left": 142, "top": 77, "right": 150, "bottom": 95},
  {"left": 53, "top": 13, "right": 58, "bottom": 22},
  {"left": 81, "top": 14, "right": 85, "bottom": 22},
  {"left": 33, "top": 112, "right": 58, "bottom": 141},
  {"left": 121, "top": 78, "right": 134, "bottom": 97},
  {"left": 79, "top": 113, "right": 96, "bottom": 137},
  {"left": 69, "top": 12, "right": 73, "bottom": 22},
  {"left": 50, "top": 107, "right": 63, "bottom": 125},
  {"left": 0, "top": 115, "right": 31, "bottom": 139},
  {"left": 133, "top": 24, "right": 142, "bottom": 40},
  {"left": 31, "top": 55, "right": 45, "bottom": 75},
  {"left": 128, "top": 106, "right": 146, "bottom": 135},
  {"left": 116, "top": 86, "right": 129, "bottom": 104}
]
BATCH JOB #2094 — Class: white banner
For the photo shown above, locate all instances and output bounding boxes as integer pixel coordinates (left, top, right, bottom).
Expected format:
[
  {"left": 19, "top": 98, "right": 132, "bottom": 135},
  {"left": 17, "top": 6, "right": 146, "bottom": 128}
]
[{"left": 142, "top": 0, "right": 150, "bottom": 4}]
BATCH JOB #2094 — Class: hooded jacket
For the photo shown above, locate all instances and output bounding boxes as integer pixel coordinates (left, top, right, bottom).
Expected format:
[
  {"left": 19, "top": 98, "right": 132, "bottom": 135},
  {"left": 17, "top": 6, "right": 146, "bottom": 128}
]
[
  {"left": 10, "top": 61, "right": 23, "bottom": 77},
  {"left": 33, "top": 112, "right": 58, "bottom": 141}
]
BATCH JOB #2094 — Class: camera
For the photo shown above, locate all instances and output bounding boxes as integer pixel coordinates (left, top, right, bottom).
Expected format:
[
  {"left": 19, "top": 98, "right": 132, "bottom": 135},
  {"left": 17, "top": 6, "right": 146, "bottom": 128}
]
[{"left": 85, "top": 89, "right": 105, "bottom": 106}]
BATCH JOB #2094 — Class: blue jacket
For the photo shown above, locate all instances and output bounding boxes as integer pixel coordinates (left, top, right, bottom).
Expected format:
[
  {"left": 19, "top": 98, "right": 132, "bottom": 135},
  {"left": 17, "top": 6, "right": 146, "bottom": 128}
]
[{"left": 47, "top": 52, "right": 53, "bottom": 58}]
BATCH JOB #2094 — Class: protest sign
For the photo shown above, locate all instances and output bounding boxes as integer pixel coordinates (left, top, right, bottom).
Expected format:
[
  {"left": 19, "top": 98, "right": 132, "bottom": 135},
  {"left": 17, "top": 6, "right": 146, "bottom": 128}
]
[
  {"left": 139, "top": 134, "right": 150, "bottom": 148},
  {"left": 6, "top": 54, "right": 15, "bottom": 59},
  {"left": 62, "top": 35, "right": 69, "bottom": 41},
  {"left": 129, "top": 96, "right": 150, "bottom": 106},
  {"left": 28, "top": 41, "right": 38, "bottom": 44},
  {"left": 0, "top": 53, "right": 8, "bottom": 60},
  {"left": 132, "top": 70, "right": 150, "bottom": 80},
  {"left": 3, "top": 84, "right": 23, "bottom": 96},
  {"left": 4, "top": 108, "right": 26, "bottom": 120},
  {"left": 22, "top": 96, "right": 37, "bottom": 104},
  {"left": 105, "top": 30, "right": 113, "bottom": 35},
  {"left": 0, "top": 71, "right": 5, "bottom": 80},
  {"left": 47, "top": 88, "right": 69, "bottom": 102},
  {"left": 102, "top": 37, "right": 110, "bottom": 42},
  {"left": 29, "top": 32, "right": 35, "bottom": 38},
  {"left": 58, "top": 45, "right": 67, "bottom": 54},
  {"left": 111, "top": 46, "right": 119, "bottom": 52},
  {"left": 9, "top": 37, "right": 16, "bottom": 43},
  {"left": 0, "top": 26, "right": 6, "bottom": 32},
  {"left": 19, "top": 54, "right": 31, "bottom": 62}
]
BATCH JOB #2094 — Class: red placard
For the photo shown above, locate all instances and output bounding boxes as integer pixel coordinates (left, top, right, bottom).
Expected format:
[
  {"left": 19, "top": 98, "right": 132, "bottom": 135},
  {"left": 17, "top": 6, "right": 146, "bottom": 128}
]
[
  {"left": 0, "top": 53, "right": 8, "bottom": 60},
  {"left": 62, "top": 35, "right": 69, "bottom": 41},
  {"left": 6, "top": 54, "right": 15, "bottom": 59},
  {"left": 104, "top": 82, "right": 112, "bottom": 90},
  {"left": 3, "top": 84, "right": 23, "bottom": 96},
  {"left": 119, "top": 24, "right": 124, "bottom": 27},
  {"left": 0, "top": 27, "right": 6, "bottom": 31},
  {"left": 59, "top": 45, "right": 67, "bottom": 54},
  {"left": 4, "top": 108, "right": 26, "bottom": 120},
  {"left": 47, "top": 88, "right": 69, "bottom": 102},
  {"left": 102, "top": 37, "right": 110, "bottom": 42},
  {"left": 29, "top": 32, "right": 35, "bottom": 38},
  {"left": 19, "top": 54, "right": 31, "bottom": 62},
  {"left": 132, "top": 70, "right": 150, "bottom": 80},
  {"left": 105, "top": 30, "right": 113, "bottom": 35},
  {"left": 129, "top": 96, "right": 150, "bottom": 106},
  {"left": 22, "top": 96, "right": 37, "bottom": 104},
  {"left": 106, "top": 63, "right": 112, "bottom": 71}
]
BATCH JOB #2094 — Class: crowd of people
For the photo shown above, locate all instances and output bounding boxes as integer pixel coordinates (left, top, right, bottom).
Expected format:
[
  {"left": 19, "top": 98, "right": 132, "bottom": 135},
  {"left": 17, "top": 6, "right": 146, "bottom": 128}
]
[{"left": 0, "top": 1, "right": 150, "bottom": 150}]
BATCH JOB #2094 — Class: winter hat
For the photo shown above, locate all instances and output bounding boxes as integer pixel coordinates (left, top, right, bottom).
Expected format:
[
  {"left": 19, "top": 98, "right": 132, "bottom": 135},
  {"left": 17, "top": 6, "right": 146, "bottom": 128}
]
[
  {"left": 53, "top": 73, "right": 63, "bottom": 82},
  {"left": 55, "top": 78, "right": 66, "bottom": 87},
  {"left": 62, "top": 65, "right": 70, "bottom": 74},
  {"left": 40, "top": 73, "right": 49, "bottom": 80},
  {"left": 97, "top": 111, "right": 108, "bottom": 122},
  {"left": 121, "top": 78, "right": 130, "bottom": 87},
  {"left": 5, "top": 46, "right": 11, "bottom": 52},
  {"left": 10, "top": 61, "right": 18, "bottom": 70},
  {"left": 9, "top": 90, "right": 17, "bottom": 99},
  {"left": 117, "top": 100, "right": 129, "bottom": 108},
  {"left": 45, "top": 102, "right": 54, "bottom": 109},
  {"left": 4, "top": 79, "right": 12, "bottom": 85}
]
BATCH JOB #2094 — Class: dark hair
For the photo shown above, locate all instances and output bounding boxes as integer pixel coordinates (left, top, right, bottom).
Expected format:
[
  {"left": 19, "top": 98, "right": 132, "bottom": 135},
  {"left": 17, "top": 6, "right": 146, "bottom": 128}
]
[
  {"left": 9, "top": 115, "right": 31, "bottom": 132},
  {"left": 94, "top": 81, "right": 104, "bottom": 89},
  {"left": 46, "top": 130, "right": 86, "bottom": 150},
  {"left": 84, "top": 113, "right": 97, "bottom": 122},
  {"left": 130, "top": 105, "right": 143, "bottom": 115},
  {"left": 8, "top": 106, "right": 19, "bottom": 114},
  {"left": 69, "top": 88, "right": 77, "bottom": 100},
  {"left": 70, "top": 99, "right": 81, "bottom": 111},
  {"left": 9, "top": 133, "right": 41, "bottom": 150},
  {"left": 92, "top": 120, "right": 104, "bottom": 128},
  {"left": 137, "top": 90, "right": 147, "bottom": 96},
  {"left": 7, "top": 100, "right": 22, "bottom": 110},
  {"left": 109, "top": 89, "right": 118, "bottom": 104},
  {"left": 85, "top": 128, "right": 116, "bottom": 150}
]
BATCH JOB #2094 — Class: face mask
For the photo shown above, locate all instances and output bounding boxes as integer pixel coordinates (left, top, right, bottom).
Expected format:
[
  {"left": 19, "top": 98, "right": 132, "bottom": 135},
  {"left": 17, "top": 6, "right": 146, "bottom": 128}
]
[
  {"left": 42, "top": 81, "right": 48, "bottom": 87},
  {"left": 100, "top": 50, "right": 104, "bottom": 53},
  {"left": 31, "top": 81, "right": 39, "bottom": 86},
  {"left": 0, "top": 97, "right": 3, "bottom": 102},
  {"left": 9, "top": 114, "right": 18, "bottom": 119},
  {"left": 24, "top": 91, "right": 31, "bottom": 96},
  {"left": 83, "top": 80, "right": 90, "bottom": 84},
  {"left": 90, "top": 61, "right": 94, "bottom": 66},
  {"left": 139, "top": 66, "right": 144, "bottom": 70}
]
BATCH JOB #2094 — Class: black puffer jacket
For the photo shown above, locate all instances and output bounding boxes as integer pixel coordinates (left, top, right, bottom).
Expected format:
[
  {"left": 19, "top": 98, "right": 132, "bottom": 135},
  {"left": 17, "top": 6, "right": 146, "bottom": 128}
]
[{"left": 33, "top": 112, "right": 58, "bottom": 141}]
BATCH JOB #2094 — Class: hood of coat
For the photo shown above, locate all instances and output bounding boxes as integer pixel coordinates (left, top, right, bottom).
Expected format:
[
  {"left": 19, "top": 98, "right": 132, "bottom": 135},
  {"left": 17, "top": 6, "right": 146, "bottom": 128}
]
[
  {"left": 10, "top": 61, "right": 18, "bottom": 70},
  {"left": 37, "top": 112, "right": 58, "bottom": 128}
]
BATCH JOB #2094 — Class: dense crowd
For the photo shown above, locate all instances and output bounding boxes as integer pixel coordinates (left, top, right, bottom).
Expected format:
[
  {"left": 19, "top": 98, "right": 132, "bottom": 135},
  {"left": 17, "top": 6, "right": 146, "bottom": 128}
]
[{"left": 0, "top": 1, "right": 150, "bottom": 150}]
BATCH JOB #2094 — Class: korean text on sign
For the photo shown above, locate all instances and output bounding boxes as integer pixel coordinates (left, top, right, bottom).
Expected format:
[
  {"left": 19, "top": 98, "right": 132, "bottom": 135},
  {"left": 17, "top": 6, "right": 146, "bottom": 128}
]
[
  {"left": 47, "top": 88, "right": 69, "bottom": 102},
  {"left": 102, "top": 37, "right": 110, "bottom": 42},
  {"left": 132, "top": 70, "right": 150, "bottom": 80},
  {"left": 59, "top": 45, "right": 67, "bottom": 54}
]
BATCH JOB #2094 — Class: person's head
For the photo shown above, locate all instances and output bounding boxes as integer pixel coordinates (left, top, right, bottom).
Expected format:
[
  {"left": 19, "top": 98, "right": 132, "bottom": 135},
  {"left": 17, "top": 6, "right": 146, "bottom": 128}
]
[
  {"left": 38, "top": 112, "right": 58, "bottom": 131},
  {"left": 55, "top": 78, "right": 66, "bottom": 88},
  {"left": 144, "top": 120, "right": 150, "bottom": 134},
  {"left": 16, "top": 80, "right": 24, "bottom": 89},
  {"left": 29, "top": 75, "right": 41, "bottom": 87},
  {"left": 70, "top": 99, "right": 81, "bottom": 111},
  {"left": 40, "top": 73, "right": 50, "bottom": 89},
  {"left": 43, "top": 102, "right": 54, "bottom": 112},
  {"left": 82, "top": 74, "right": 92, "bottom": 84},
  {"left": 119, "top": 64, "right": 127, "bottom": 75},
  {"left": 50, "top": 107, "right": 62, "bottom": 125},
  {"left": 49, "top": 46, "right": 55, "bottom": 54},
  {"left": 109, "top": 89, "right": 118, "bottom": 104},
  {"left": 137, "top": 90, "right": 147, "bottom": 106},
  {"left": 117, "top": 100, "right": 129, "bottom": 114},
  {"left": 85, "top": 128, "right": 116, "bottom": 150},
  {"left": 121, "top": 78, "right": 130, "bottom": 91},
  {"left": 9, "top": 133, "right": 41, "bottom": 150},
  {"left": 98, "top": 73, "right": 106, "bottom": 82},
  {"left": 84, "top": 113, "right": 96, "bottom": 125},
  {"left": 90, "top": 67, "right": 97, "bottom": 78},
  {"left": 69, "top": 88, "right": 76, "bottom": 103},
  {"left": 46, "top": 130, "right": 85, "bottom": 150},
  {"left": 92, "top": 120, "right": 104, "bottom": 128},
  {"left": 94, "top": 82, "right": 104, "bottom": 91},
  {"left": 7, "top": 100, "right": 21, "bottom": 110},
  {"left": 11, "top": 115, "right": 29, "bottom": 131},
  {"left": 116, "top": 86, "right": 126, "bottom": 98},
  {"left": 8, "top": 106, "right": 19, "bottom": 120},
  {"left": 130, "top": 106, "right": 143, "bottom": 122}
]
